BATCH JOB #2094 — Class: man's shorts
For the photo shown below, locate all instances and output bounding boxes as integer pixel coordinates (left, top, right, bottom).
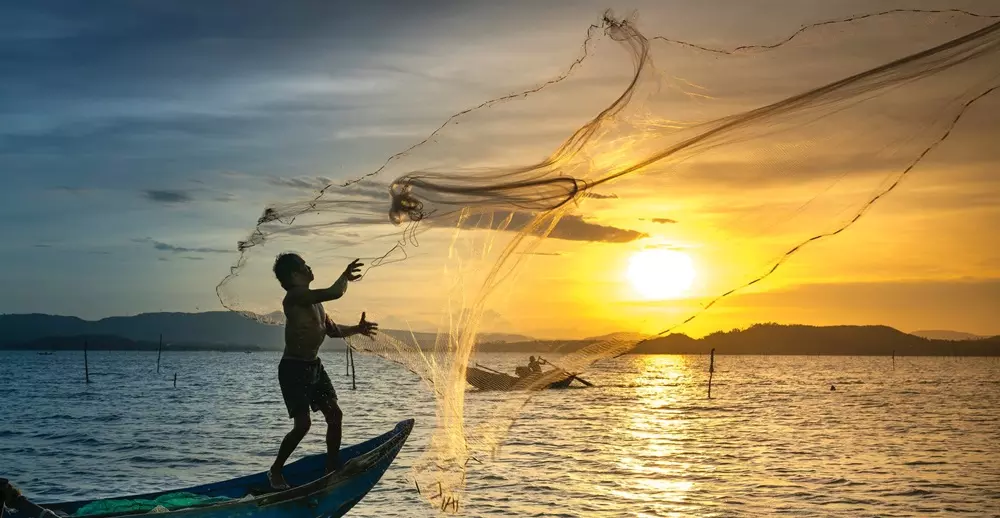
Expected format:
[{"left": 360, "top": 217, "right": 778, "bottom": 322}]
[{"left": 278, "top": 358, "right": 337, "bottom": 418}]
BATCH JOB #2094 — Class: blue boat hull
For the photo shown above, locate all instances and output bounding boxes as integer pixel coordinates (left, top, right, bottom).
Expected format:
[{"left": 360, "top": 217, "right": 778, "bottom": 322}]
[{"left": 5, "top": 419, "right": 414, "bottom": 518}]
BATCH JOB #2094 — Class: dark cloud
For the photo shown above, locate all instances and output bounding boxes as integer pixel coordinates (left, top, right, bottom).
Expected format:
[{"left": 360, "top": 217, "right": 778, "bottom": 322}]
[
  {"left": 143, "top": 189, "right": 192, "bottom": 204},
  {"left": 32, "top": 243, "right": 53, "bottom": 248},
  {"left": 331, "top": 206, "right": 646, "bottom": 244},
  {"left": 441, "top": 210, "right": 646, "bottom": 243},
  {"left": 651, "top": 218, "right": 677, "bottom": 224}
]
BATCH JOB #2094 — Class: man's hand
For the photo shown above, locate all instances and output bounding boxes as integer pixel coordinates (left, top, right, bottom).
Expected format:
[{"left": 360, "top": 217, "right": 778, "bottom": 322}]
[
  {"left": 358, "top": 312, "right": 378, "bottom": 339},
  {"left": 341, "top": 259, "right": 364, "bottom": 282}
]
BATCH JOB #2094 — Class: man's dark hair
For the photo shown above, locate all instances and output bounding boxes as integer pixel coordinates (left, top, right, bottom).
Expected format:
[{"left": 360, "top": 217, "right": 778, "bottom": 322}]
[{"left": 273, "top": 253, "right": 303, "bottom": 289}]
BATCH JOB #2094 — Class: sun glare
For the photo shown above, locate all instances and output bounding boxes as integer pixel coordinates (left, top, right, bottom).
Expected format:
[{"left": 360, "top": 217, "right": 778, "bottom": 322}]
[{"left": 627, "top": 249, "right": 696, "bottom": 300}]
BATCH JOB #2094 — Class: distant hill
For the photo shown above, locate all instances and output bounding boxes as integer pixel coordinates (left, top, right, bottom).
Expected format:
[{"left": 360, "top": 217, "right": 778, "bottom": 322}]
[
  {"left": 3, "top": 315, "right": 997, "bottom": 356},
  {"left": 0, "top": 312, "right": 531, "bottom": 351},
  {"left": 481, "top": 323, "right": 1000, "bottom": 356},
  {"left": 15, "top": 334, "right": 271, "bottom": 352},
  {"left": 910, "top": 330, "right": 988, "bottom": 341},
  {"left": 630, "top": 324, "right": 999, "bottom": 356},
  {"left": 583, "top": 331, "right": 649, "bottom": 342}
]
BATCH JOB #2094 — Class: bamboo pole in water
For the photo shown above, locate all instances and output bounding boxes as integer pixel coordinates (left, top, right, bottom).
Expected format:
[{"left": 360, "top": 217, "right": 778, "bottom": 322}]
[
  {"left": 349, "top": 345, "right": 357, "bottom": 390},
  {"left": 345, "top": 345, "right": 350, "bottom": 376},
  {"left": 84, "top": 340, "right": 90, "bottom": 384},
  {"left": 707, "top": 348, "right": 715, "bottom": 399},
  {"left": 157, "top": 334, "right": 163, "bottom": 374},
  {"left": 174, "top": 373, "right": 177, "bottom": 388}
]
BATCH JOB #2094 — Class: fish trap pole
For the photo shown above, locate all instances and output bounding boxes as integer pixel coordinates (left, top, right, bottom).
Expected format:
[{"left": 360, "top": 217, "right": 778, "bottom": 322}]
[
  {"left": 707, "top": 348, "right": 715, "bottom": 399},
  {"left": 84, "top": 340, "right": 90, "bottom": 384},
  {"left": 157, "top": 334, "right": 163, "bottom": 374},
  {"left": 349, "top": 345, "right": 357, "bottom": 391}
]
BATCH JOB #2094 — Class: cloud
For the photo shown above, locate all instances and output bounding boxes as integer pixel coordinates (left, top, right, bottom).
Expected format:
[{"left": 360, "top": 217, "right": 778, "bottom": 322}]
[
  {"left": 582, "top": 192, "right": 618, "bottom": 199},
  {"left": 651, "top": 218, "right": 677, "bottom": 224},
  {"left": 285, "top": 179, "right": 389, "bottom": 201},
  {"left": 32, "top": 243, "right": 53, "bottom": 248},
  {"left": 213, "top": 193, "right": 237, "bottom": 202},
  {"left": 143, "top": 189, "right": 192, "bottom": 204},
  {"left": 267, "top": 176, "right": 333, "bottom": 191},
  {"left": 134, "top": 237, "right": 230, "bottom": 254},
  {"left": 419, "top": 210, "right": 647, "bottom": 243},
  {"left": 182, "top": 256, "right": 204, "bottom": 261},
  {"left": 518, "top": 213, "right": 647, "bottom": 243}
]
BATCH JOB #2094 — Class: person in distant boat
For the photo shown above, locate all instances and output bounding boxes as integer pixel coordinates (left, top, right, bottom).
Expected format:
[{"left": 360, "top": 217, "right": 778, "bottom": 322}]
[
  {"left": 528, "top": 356, "right": 544, "bottom": 374},
  {"left": 267, "top": 253, "right": 378, "bottom": 490}
]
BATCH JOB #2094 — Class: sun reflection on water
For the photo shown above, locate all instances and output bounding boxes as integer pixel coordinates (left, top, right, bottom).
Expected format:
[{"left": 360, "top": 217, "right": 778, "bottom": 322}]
[{"left": 611, "top": 355, "right": 700, "bottom": 515}]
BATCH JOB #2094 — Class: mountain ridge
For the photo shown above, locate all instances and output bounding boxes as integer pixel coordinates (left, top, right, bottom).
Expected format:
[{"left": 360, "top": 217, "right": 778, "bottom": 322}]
[
  {"left": 2, "top": 314, "right": 997, "bottom": 356},
  {"left": 0, "top": 311, "right": 532, "bottom": 350}
]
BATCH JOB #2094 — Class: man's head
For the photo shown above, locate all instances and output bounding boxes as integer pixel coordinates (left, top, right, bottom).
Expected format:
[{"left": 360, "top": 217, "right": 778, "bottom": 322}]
[
  {"left": 529, "top": 356, "right": 536, "bottom": 363},
  {"left": 273, "top": 253, "right": 314, "bottom": 290}
]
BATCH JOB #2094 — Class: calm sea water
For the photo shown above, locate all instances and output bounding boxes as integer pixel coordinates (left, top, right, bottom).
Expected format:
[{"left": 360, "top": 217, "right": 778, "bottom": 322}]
[{"left": 2, "top": 350, "right": 999, "bottom": 517}]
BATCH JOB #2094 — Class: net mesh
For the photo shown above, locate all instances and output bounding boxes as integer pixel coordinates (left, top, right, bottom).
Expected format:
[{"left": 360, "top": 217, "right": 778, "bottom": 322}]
[
  {"left": 216, "top": 7, "right": 1000, "bottom": 512},
  {"left": 71, "top": 493, "right": 233, "bottom": 517}
]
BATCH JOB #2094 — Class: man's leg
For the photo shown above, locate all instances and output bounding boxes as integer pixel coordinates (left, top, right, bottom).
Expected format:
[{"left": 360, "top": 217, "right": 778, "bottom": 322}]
[
  {"left": 269, "top": 411, "right": 310, "bottom": 488},
  {"left": 318, "top": 399, "right": 343, "bottom": 475}
]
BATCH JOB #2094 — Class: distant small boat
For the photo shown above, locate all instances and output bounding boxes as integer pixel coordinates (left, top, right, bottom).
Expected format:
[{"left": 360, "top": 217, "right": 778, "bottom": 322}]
[
  {"left": 2, "top": 419, "right": 414, "bottom": 518},
  {"left": 466, "top": 365, "right": 576, "bottom": 391}
]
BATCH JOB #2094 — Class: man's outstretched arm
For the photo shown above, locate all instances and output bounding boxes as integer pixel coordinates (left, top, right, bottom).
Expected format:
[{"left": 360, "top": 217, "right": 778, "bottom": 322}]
[{"left": 286, "top": 260, "right": 363, "bottom": 305}]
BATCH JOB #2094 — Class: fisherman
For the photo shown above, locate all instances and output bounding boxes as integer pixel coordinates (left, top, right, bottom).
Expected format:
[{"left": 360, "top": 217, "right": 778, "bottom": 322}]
[{"left": 267, "top": 254, "right": 378, "bottom": 490}]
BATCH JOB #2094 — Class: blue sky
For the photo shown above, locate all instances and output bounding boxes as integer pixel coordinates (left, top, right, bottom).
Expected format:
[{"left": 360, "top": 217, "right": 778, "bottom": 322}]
[
  {"left": 0, "top": 0, "right": 717, "bottom": 318},
  {"left": 2, "top": 1, "right": 998, "bottom": 338}
]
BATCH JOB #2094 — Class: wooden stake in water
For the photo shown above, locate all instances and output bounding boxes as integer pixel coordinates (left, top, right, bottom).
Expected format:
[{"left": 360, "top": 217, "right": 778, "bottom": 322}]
[
  {"left": 173, "top": 372, "right": 177, "bottom": 388},
  {"left": 892, "top": 349, "right": 895, "bottom": 370},
  {"left": 157, "top": 334, "right": 163, "bottom": 374},
  {"left": 345, "top": 345, "right": 350, "bottom": 376},
  {"left": 707, "top": 348, "right": 715, "bottom": 399},
  {"left": 84, "top": 340, "right": 90, "bottom": 384},
  {"left": 349, "top": 345, "right": 357, "bottom": 391}
]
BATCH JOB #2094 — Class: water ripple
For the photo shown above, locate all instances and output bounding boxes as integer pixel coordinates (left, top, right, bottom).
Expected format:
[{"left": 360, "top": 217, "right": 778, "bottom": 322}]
[{"left": 2, "top": 352, "right": 999, "bottom": 517}]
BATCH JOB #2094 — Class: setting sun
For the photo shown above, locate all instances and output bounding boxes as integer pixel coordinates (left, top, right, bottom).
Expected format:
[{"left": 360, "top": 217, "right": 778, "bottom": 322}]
[{"left": 627, "top": 249, "right": 696, "bottom": 300}]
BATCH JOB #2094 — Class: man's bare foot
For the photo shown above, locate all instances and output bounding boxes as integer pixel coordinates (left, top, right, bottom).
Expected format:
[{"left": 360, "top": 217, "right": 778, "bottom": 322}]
[
  {"left": 324, "top": 459, "right": 341, "bottom": 476},
  {"left": 267, "top": 468, "right": 290, "bottom": 490}
]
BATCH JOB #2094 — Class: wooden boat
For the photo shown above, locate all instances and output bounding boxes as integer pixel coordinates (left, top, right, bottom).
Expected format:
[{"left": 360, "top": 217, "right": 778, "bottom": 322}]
[
  {"left": 1, "top": 419, "right": 413, "bottom": 518},
  {"left": 466, "top": 366, "right": 576, "bottom": 391}
]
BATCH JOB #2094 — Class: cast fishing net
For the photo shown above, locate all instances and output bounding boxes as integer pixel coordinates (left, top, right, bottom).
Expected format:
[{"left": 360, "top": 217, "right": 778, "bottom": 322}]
[{"left": 217, "top": 6, "right": 1000, "bottom": 513}]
